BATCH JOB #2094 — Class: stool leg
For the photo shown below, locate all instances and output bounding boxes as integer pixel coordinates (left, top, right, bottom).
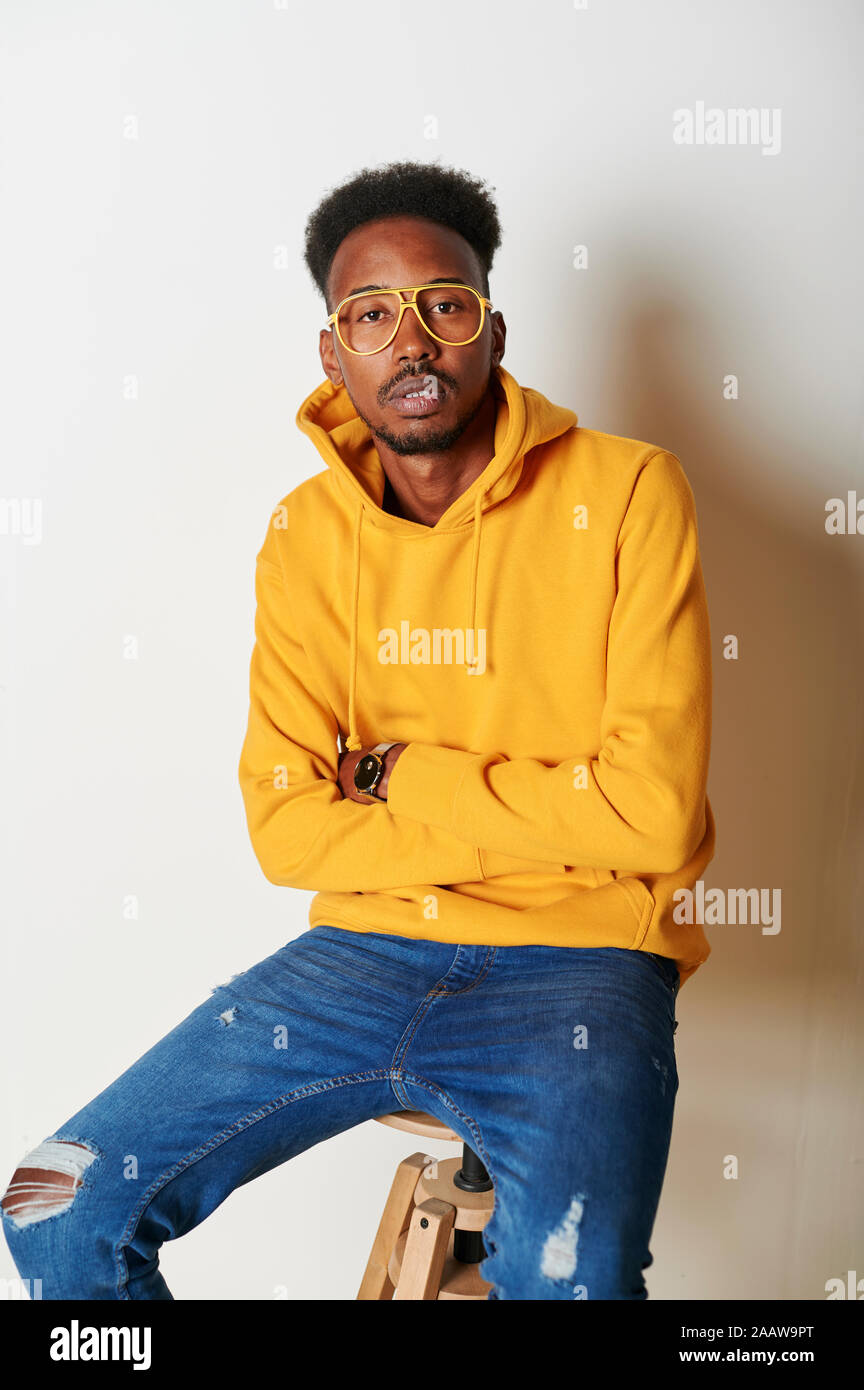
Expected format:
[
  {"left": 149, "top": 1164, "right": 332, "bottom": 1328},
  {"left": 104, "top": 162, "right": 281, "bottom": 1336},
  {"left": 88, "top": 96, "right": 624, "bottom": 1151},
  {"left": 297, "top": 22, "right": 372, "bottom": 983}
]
[
  {"left": 357, "top": 1152, "right": 430, "bottom": 1300},
  {"left": 393, "top": 1198, "right": 455, "bottom": 1301}
]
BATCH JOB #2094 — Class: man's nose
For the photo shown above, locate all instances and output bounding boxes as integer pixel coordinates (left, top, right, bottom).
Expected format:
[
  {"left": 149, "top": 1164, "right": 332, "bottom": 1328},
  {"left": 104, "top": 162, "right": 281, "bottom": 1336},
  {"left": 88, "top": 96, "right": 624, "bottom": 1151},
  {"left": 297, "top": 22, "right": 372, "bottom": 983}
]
[{"left": 390, "top": 301, "right": 439, "bottom": 360}]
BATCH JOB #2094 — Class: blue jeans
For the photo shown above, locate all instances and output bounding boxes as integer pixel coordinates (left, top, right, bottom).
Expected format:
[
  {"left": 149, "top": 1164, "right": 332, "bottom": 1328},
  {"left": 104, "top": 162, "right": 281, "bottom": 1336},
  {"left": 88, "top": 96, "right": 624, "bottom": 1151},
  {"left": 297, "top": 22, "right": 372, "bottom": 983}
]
[{"left": 1, "top": 928, "right": 680, "bottom": 1300}]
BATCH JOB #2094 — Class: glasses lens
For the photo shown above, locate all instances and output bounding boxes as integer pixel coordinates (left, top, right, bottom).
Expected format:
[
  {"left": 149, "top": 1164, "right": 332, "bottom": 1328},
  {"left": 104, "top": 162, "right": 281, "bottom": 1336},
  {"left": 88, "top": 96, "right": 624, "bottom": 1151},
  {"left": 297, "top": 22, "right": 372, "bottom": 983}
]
[
  {"left": 416, "top": 286, "right": 482, "bottom": 342},
  {"left": 337, "top": 286, "right": 482, "bottom": 352},
  {"left": 337, "top": 291, "right": 401, "bottom": 353}
]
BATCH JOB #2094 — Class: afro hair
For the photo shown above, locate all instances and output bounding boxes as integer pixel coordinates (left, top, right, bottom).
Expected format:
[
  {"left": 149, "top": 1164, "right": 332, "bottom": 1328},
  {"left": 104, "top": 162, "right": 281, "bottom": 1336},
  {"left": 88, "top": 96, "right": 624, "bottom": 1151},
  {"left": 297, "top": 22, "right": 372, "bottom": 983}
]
[{"left": 303, "top": 159, "right": 502, "bottom": 309}]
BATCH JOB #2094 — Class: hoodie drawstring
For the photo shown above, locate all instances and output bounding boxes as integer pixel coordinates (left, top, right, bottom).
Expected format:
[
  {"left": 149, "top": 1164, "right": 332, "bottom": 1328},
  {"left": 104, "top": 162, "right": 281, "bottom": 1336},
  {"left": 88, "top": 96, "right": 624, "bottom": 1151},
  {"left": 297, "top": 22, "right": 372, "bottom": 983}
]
[
  {"left": 343, "top": 489, "right": 485, "bottom": 753},
  {"left": 344, "top": 501, "right": 365, "bottom": 752},
  {"left": 465, "top": 489, "right": 483, "bottom": 671}
]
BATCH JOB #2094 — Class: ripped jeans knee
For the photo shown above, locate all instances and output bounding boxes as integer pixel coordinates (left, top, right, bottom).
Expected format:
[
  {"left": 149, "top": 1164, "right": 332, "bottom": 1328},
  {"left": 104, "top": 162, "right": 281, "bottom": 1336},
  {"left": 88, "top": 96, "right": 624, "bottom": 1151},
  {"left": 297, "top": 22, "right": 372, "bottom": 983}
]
[{"left": 1, "top": 1138, "right": 99, "bottom": 1230}]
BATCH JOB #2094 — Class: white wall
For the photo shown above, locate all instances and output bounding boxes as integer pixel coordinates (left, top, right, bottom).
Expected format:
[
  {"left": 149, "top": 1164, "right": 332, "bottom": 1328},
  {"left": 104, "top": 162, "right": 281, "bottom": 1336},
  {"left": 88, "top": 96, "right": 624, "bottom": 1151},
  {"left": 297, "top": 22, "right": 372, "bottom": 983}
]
[{"left": 1, "top": 0, "right": 861, "bottom": 1300}]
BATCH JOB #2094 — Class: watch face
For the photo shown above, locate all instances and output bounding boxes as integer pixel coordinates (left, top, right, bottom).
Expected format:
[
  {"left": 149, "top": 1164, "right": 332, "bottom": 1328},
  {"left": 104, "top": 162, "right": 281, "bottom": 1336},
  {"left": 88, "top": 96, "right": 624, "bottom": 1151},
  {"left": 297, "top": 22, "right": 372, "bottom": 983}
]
[{"left": 354, "top": 753, "right": 380, "bottom": 793}]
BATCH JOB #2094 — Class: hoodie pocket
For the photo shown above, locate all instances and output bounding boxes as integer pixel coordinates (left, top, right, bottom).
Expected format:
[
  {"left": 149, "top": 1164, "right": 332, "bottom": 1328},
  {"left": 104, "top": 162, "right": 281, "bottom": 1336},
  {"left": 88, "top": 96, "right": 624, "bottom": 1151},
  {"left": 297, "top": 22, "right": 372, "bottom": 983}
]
[{"left": 613, "top": 875, "right": 656, "bottom": 948}]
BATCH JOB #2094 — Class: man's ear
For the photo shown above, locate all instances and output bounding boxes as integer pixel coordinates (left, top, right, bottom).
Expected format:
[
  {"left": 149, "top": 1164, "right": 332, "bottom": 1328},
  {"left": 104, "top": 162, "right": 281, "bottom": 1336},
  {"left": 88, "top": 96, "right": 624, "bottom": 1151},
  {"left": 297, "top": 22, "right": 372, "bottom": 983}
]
[
  {"left": 490, "top": 310, "right": 506, "bottom": 367},
  {"left": 319, "top": 327, "right": 344, "bottom": 386}
]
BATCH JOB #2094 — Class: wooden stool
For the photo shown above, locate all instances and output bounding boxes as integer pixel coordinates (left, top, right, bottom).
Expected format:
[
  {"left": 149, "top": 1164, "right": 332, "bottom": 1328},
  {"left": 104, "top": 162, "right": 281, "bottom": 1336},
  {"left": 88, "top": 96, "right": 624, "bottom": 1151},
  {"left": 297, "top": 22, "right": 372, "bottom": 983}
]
[{"left": 357, "top": 1109, "right": 495, "bottom": 1300}]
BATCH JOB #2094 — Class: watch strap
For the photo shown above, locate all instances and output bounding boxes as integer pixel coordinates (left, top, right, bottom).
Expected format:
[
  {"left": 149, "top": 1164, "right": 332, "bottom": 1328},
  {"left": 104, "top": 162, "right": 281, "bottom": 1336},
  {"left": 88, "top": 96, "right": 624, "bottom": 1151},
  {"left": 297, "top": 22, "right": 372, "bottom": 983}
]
[{"left": 368, "top": 742, "right": 397, "bottom": 798}]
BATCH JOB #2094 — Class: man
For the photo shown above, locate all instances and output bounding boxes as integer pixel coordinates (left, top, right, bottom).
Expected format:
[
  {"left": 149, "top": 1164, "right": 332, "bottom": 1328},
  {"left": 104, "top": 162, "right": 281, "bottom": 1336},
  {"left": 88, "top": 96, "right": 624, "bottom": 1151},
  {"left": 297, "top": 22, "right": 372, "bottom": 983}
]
[{"left": 2, "top": 160, "right": 715, "bottom": 1300}]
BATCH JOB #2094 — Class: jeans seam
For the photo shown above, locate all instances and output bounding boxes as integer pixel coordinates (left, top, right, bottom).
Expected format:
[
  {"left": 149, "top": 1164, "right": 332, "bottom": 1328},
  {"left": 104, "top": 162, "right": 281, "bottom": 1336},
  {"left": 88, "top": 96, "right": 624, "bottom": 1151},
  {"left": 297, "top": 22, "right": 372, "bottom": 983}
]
[
  {"left": 113, "top": 1068, "right": 395, "bottom": 1299},
  {"left": 388, "top": 947, "right": 498, "bottom": 1106},
  {"left": 394, "top": 1071, "right": 498, "bottom": 1188},
  {"left": 395, "top": 1072, "right": 502, "bottom": 1278},
  {"left": 389, "top": 995, "right": 446, "bottom": 1106},
  {"left": 439, "top": 946, "right": 498, "bottom": 995}
]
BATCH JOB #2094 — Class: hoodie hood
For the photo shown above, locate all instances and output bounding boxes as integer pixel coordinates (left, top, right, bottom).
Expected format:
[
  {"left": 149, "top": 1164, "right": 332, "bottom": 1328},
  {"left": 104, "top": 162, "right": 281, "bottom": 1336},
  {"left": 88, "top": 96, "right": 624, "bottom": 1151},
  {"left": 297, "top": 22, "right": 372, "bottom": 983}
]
[{"left": 295, "top": 364, "right": 578, "bottom": 750}]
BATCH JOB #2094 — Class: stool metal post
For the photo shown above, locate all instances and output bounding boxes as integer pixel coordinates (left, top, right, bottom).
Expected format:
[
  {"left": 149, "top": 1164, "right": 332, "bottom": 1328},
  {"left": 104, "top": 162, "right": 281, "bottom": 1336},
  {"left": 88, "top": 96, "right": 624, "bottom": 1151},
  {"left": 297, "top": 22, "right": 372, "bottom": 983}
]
[{"left": 452, "top": 1142, "right": 493, "bottom": 1265}]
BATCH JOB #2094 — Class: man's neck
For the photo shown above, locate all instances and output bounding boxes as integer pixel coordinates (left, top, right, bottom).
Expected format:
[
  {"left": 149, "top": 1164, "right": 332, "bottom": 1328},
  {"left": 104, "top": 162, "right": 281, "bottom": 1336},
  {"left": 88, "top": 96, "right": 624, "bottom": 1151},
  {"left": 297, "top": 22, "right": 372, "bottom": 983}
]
[{"left": 377, "top": 388, "right": 498, "bottom": 527}]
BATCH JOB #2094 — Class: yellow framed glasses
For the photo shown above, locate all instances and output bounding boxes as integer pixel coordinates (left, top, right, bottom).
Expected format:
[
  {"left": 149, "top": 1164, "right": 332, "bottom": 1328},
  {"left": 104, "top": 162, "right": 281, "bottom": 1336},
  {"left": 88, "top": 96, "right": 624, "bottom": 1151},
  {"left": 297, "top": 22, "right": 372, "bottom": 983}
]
[{"left": 326, "top": 282, "right": 493, "bottom": 356}]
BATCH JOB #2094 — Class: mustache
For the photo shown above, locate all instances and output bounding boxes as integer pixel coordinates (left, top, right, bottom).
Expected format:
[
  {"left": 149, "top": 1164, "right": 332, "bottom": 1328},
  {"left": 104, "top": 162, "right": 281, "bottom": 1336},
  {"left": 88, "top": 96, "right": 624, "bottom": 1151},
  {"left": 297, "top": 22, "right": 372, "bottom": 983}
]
[{"left": 378, "top": 368, "right": 456, "bottom": 404}]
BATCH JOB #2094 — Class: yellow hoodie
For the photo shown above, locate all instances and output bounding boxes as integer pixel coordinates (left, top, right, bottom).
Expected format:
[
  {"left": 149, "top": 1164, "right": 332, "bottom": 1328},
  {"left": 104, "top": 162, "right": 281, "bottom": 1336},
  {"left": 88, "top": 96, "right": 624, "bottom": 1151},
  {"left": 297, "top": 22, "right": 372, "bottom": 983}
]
[{"left": 238, "top": 365, "right": 716, "bottom": 988}]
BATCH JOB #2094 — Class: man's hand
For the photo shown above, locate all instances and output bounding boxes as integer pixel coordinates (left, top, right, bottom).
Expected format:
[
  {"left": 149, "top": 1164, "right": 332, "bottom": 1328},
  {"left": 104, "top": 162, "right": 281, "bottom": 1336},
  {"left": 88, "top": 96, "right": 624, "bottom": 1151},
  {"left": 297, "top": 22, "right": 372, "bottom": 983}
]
[{"left": 337, "top": 743, "right": 407, "bottom": 803}]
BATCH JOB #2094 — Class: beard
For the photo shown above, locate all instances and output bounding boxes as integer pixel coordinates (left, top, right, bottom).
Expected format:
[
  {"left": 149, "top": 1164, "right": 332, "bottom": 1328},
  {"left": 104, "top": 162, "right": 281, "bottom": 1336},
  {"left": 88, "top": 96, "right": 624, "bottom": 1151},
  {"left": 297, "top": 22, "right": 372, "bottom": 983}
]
[{"left": 351, "top": 376, "right": 491, "bottom": 456}]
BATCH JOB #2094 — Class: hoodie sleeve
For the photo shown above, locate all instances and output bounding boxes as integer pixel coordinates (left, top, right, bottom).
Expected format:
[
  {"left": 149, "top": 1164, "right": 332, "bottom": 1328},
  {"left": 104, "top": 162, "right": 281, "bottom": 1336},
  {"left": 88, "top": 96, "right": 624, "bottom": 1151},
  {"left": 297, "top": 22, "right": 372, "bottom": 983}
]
[
  {"left": 386, "top": 450, "right": 712, "bottom": 875},
  {"left": 238, "top": 518, "right": 561, "bottom": 891}
]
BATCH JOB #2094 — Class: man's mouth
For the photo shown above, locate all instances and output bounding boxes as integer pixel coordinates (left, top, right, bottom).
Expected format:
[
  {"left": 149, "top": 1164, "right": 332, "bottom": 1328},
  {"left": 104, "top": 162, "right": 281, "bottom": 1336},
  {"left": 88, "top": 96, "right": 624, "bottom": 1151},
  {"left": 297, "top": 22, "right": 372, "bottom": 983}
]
[
  {"left": 386, "top": 373, "right": 447, "bottom": 415},
  {"left": 391, "top": 375, "right": 447, "bottom": 403}
]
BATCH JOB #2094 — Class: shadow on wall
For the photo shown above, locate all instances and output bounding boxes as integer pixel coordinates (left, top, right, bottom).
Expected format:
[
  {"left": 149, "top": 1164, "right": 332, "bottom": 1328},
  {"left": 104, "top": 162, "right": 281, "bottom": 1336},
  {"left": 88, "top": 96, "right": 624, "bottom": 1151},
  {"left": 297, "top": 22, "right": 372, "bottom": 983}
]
[{"left": 565, "top": 278, "right": 863, "bottom": 1300}]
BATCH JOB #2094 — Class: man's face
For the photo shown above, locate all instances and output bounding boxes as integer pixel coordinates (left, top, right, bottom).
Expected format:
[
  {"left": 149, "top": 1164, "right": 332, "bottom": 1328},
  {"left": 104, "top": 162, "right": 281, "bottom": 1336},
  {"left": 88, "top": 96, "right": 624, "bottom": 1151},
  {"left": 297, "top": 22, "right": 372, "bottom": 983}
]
[{"left": 319, "top": 214, "right": 505, "bottom": 456}]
